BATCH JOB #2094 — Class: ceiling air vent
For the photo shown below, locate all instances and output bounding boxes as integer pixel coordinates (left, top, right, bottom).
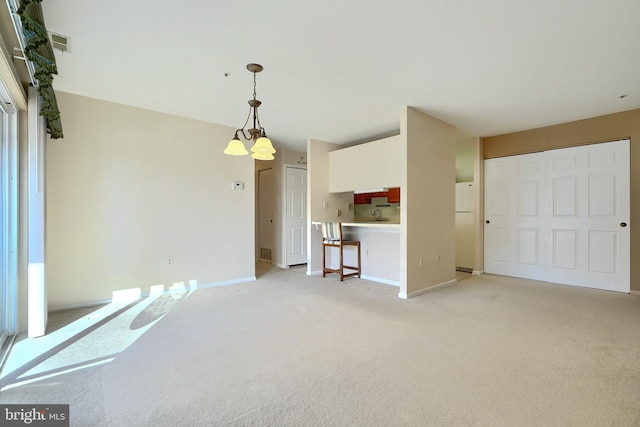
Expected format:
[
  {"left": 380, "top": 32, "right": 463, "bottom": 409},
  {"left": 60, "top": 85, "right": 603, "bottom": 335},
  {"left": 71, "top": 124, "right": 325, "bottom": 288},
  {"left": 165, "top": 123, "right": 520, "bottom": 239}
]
[{"left": 48, "top": 32, "right": 70, "bottom": 52}]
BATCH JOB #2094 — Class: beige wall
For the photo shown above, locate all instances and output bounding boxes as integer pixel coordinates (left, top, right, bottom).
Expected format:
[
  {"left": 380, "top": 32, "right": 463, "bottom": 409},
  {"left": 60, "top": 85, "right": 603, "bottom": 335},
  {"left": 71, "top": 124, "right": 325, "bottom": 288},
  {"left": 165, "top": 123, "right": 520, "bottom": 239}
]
[
  {"left": 46, "top": 92, "right": 256, "bottom": 309},
  {"left": 306, "top": 138, "right": 353, "bottom": 274},
  {"left": 455, "top": 130, "right": 476, "bottom": 183},
  {"left": 401, "top": 107, "right": 457, "bottom": 297},
  {"left": 482, "top": 108, "right": 640, "bottom": 292}
]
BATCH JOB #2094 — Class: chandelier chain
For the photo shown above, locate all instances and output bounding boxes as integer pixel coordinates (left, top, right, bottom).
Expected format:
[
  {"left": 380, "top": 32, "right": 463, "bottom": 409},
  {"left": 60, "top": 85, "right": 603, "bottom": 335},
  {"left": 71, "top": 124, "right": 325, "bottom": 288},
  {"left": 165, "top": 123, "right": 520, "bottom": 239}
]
[{"left": 253, "top": 72, "right": 257, "bottom": 100}]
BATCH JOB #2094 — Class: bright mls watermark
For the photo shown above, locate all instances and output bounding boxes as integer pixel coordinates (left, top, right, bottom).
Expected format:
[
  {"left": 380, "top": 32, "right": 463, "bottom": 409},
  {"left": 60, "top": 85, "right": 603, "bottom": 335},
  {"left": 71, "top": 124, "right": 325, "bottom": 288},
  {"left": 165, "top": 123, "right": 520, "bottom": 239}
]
[{"left": 1, "top": 405, "right": 69, "bottom": 426}]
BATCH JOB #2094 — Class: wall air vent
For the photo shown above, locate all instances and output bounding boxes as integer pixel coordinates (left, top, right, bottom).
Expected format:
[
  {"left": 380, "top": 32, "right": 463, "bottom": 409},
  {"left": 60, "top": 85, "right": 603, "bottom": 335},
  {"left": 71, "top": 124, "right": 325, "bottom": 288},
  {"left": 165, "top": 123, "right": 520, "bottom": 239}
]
[
  {"left": 260, "top": 247, "right": 272, "bottom": 261},
  {"left": 48, "top": 32, "right": 70, "bottom": 52}
]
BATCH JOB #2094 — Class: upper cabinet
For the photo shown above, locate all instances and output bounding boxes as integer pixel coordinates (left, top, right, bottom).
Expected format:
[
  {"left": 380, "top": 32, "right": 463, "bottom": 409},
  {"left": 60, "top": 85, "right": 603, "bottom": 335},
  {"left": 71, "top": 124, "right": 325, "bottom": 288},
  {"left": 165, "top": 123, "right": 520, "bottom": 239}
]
[
  {"left": 354, "top": 193, "right": 368, "bottom": 204},
  {"left": 354, "top": 187, "right": 400, "bottom": 204},
  {"left": 328, "top": 135, "right": 402, "bottom": 193},
  {"left": 388, "top": 187, "right": 400, "bottom": 203}
]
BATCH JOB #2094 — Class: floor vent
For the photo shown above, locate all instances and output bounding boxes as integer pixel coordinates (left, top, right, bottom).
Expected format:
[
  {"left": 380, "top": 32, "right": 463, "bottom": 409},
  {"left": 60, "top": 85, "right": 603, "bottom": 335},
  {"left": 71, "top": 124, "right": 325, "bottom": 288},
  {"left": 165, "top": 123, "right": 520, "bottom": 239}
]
[
  {"left": 49, "top": 32, "right": 70, "bottom": 52},
  {"left": 260, "top": 247, "right": 272, "bottom": 261}
]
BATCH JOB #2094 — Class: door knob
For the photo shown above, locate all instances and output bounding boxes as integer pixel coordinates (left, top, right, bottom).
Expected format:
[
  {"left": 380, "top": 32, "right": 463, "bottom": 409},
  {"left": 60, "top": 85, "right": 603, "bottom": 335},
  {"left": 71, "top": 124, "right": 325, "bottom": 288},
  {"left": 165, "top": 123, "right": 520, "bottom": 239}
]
[{"left": 620, "top": 222, "right": 627, "bottom": 227}]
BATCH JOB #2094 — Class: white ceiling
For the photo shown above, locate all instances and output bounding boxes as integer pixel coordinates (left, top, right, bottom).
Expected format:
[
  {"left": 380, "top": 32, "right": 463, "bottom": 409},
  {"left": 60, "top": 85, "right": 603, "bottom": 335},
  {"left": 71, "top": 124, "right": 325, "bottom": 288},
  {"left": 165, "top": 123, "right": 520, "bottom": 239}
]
[{"left": 41, "top": 0, "right": 640, "bottom": 153}]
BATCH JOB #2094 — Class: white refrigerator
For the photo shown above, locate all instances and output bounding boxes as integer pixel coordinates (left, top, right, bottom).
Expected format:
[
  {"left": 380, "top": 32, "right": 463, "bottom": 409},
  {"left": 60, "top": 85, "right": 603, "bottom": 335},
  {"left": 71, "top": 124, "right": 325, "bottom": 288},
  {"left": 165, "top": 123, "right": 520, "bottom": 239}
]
[{"left": 455, "top": 182, "right": 474, "bottom": 271}]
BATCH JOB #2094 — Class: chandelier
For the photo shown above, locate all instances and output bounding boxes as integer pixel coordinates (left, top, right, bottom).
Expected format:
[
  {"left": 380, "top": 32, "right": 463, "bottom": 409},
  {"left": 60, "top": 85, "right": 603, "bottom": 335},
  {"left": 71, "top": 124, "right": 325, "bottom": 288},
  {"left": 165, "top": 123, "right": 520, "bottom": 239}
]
[{"left": 223, "top": 63, "right": 276, "bottom": 160}]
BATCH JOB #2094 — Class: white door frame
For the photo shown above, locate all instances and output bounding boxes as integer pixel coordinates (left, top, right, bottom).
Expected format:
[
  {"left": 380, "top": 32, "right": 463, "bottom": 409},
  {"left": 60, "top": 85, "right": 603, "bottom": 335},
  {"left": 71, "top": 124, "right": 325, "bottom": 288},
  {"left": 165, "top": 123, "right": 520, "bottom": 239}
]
[{"left": 0, "top": 82, "right": 18, "bottom": 348}]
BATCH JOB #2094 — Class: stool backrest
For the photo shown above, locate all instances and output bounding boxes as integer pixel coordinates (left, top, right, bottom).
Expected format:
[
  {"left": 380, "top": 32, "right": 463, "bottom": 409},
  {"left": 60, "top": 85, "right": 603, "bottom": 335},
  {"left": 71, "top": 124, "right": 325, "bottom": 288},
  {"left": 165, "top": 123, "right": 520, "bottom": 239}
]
[{"left": 321, "top": 222, "right": 342, "bottom": 243}]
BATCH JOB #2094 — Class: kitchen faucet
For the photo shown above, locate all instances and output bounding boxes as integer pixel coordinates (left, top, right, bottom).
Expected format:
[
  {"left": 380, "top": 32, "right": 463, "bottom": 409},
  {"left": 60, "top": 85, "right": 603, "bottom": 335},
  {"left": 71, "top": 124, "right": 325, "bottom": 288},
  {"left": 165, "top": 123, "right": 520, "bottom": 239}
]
[{"left": 371, "top": 208, "right": 382, "bottom": 221}]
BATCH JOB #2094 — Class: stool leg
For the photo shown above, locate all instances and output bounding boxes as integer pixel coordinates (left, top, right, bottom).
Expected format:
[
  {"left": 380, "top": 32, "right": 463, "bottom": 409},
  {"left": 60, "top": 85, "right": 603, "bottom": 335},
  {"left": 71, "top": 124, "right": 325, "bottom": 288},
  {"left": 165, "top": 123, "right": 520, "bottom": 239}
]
[
  {"left": 357, "top": 242, "right": 361, "bottom": 278},
  {"left": 339, "top": 245, "right": 344, "bottom": 281},
  {"left": 322, "top": 244, "right": 326, "bottom": 277}
]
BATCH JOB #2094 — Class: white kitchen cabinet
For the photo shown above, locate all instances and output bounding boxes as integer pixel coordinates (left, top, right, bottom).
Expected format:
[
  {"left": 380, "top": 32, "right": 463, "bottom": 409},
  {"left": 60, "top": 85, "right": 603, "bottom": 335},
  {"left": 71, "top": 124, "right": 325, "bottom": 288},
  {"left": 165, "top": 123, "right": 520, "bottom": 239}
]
[{"left": 328, "top": 135, "right": 402, "bottom": 193}]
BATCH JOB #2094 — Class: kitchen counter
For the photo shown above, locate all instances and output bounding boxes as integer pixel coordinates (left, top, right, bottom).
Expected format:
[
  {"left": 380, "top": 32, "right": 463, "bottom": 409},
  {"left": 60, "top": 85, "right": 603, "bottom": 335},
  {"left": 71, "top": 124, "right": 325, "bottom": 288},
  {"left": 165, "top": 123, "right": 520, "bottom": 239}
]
[
  {"left": 313, "top": 221, "right": 400, "bottom": 285},
  {"left": 312, "top": 221, "right": 400, "bottom": 229},
  {"left": 344, "top": 221, "right": 400, "bottom": 228}
]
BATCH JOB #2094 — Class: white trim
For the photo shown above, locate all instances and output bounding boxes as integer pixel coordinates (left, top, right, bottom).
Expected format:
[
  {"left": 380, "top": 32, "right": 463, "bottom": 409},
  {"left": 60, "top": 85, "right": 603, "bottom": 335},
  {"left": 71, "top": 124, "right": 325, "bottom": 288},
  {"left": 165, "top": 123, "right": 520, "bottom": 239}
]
[
  {"left": 472, "top": 270, "right": 484, "bottom": 276},
  {"left": 360, "top": 275, "right": 400, "bottom": 287},
  {"left": 0, "top": 333, "right": 16, "bottom": 374},
  {"left": 49, "top": 276, "right": 259, "bottom": 312},
  {"left": 197, "top": 277, "right": 256, "bottom": 289},
  {"left": 0, "top": 89, "right": 18, "bottom": 343},
  {"left": 1, "top": 356, "right": 114, "bottom": 392},
  {"left": 307, "top": 269, "right": 323, "bottom": 276},
  {"left": 49, "top": 298, "right": 113, "bottom": 313},
  {"left": 0, "top": 3, "right": 28, "bottom": 111},
  {"left": 27, "top": 87, "right": 47, "bottom": 338},
  {"left": 398, "top": 279, "right": 457, "bottom": 299},
  {"left": 6, "top": 0, "right": 38, "bottom": 87}
]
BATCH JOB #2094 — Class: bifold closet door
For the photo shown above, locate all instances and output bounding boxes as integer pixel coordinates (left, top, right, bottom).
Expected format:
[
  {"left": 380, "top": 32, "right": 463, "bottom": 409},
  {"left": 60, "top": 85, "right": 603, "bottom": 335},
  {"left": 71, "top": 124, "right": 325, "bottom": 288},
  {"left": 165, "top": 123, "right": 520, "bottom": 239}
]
[{"left": 484, "top": 139, "right": 630, "bottom": 293}]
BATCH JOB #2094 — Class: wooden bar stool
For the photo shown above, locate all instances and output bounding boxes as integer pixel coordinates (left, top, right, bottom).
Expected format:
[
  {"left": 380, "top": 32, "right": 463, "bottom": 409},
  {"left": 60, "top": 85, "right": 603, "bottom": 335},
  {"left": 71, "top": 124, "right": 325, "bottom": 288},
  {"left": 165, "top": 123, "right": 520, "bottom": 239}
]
[{"left": 321, "top": 222, "right": 361, "bottom": 281}]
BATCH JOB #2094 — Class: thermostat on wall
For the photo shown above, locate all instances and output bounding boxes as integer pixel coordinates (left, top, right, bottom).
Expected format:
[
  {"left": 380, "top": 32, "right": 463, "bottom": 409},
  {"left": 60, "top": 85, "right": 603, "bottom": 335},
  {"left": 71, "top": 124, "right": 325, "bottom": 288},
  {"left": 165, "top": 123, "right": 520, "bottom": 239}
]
[{"left": 232, "top": 181, "right": 244, "bottom": 190}]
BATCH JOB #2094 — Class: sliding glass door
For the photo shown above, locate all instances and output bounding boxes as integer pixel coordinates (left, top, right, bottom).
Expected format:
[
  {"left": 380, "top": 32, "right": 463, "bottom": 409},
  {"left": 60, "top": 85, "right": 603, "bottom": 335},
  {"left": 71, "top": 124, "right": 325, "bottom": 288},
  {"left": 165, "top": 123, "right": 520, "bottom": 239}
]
[{"left": 0, "top": 83, "right": 18, "bottom": 351}]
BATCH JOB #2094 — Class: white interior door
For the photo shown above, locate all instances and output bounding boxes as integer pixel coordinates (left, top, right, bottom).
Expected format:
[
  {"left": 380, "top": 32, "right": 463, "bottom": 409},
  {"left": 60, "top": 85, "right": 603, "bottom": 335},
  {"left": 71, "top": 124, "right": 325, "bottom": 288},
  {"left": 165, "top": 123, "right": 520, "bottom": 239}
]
[
  {"left": 484, "top": 140, "right": 630, "bottom": 292},
  {"left": 484, "top": 152, "right": 545, "bottom": 280},
  {"left": 286, "top": 167, "right": 307, "bottom": 266},
  {"left": 545, "top": 140, "right": 630, "bottom": 292}
]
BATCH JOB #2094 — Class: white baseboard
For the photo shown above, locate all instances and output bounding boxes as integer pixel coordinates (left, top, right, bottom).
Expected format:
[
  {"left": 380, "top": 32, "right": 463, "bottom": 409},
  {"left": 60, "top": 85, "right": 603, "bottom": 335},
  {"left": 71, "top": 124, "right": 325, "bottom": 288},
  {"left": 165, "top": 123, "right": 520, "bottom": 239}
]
[
  {"left": 306, "top": 271, "right": 398, "bottom": 288},
  {"left": 0, "top": 334, "right": 17, "bottom": 373},
  {"left": 198, "top": 276, "right": 256, "bottom": 289},
  {"left": 472, "top": 270, "right": 484, "bottom": 276},
  {"left": 360, "top": 275, "right": 400, "bottom": 287},
  {"left": 398, "top": 279, "right": 457, "bottom": 299},
  {"left": 48, "top": 276, "right": 257, "bottom": 312},
  {"left": 49, "top": 298, "right": 113, "bottom": 312}
]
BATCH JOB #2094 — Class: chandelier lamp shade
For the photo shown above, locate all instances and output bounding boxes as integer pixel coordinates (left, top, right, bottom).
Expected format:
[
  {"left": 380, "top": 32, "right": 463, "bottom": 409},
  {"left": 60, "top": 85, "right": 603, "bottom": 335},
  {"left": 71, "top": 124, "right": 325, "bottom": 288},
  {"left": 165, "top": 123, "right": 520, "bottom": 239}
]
[{"left": 224, "top": 63, "right": 276, "bottom": 160}]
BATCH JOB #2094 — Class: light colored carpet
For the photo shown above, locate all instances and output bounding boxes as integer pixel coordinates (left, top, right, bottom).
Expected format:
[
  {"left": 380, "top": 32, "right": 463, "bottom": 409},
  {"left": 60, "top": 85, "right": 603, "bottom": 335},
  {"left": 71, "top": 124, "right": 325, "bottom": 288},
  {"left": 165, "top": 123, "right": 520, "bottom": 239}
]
[{"left": 1, "top": 264, "right": 640, "bottom": 426}]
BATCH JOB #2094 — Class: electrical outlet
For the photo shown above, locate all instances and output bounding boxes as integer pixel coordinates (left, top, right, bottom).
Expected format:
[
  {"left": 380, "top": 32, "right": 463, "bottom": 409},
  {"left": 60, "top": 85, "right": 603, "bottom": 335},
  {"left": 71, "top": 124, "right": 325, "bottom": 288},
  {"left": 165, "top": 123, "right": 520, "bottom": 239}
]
[
  {"left": 419, "top": 257, "right": 423, "bottom": 268},
  {"left": 365, "top": 250, "right": 369, "bottom": 256},
  {"left": 167, "top": 256, "right": 174, "bottom": 266},
  {"left": 323, "top": 201, "right": 328, "bottom": 209},
  {"left": 436, "top": 255, "right": 440, "bottom": 263},
  {"left": 336, "top": 209, "right": 342, "bottom": 217}
]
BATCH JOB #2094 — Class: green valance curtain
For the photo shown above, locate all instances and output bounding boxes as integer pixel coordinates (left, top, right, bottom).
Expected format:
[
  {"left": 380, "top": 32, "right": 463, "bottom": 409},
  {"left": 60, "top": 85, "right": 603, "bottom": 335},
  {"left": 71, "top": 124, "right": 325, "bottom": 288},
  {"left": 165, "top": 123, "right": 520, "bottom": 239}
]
[{"left": 17, "top": 0, "right": 63, "bottom": 139}]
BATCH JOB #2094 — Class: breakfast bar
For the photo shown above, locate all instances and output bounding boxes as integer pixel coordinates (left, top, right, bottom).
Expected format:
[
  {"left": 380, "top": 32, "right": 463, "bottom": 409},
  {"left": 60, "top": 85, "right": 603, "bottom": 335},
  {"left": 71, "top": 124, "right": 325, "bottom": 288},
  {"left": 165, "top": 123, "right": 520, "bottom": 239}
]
[{"left": 314, "top": 221, "right": 401, "bottom": 286}]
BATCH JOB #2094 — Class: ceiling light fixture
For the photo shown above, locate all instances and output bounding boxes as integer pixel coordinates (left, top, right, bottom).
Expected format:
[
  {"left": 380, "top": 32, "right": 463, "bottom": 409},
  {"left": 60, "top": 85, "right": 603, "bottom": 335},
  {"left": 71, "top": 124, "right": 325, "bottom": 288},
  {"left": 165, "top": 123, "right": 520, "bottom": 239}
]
[{"left": 224, "top": 63, "right": 276, "bottom": 160}]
